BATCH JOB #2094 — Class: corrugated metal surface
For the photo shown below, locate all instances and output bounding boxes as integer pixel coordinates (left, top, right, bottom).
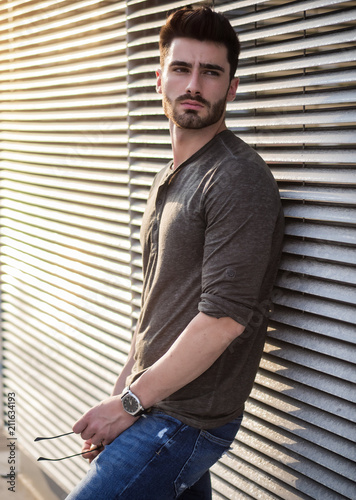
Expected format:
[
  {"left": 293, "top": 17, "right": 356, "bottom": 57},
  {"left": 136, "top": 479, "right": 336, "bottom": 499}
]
[
  {"left": 0, "top": 0, "right": 131, "bottom": 492},
  {"left": 1, "top": 0, "right": 355, "bottom": 498}
]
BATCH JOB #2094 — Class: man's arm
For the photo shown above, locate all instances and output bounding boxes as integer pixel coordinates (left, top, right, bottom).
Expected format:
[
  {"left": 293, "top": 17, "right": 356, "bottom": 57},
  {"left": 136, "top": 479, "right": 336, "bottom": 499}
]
[
  {"left": 72, "top": 312, "right": 244, "bottom": 448},
  {"left": 131, "top": 312, "right": 244, "bottom": 409}
]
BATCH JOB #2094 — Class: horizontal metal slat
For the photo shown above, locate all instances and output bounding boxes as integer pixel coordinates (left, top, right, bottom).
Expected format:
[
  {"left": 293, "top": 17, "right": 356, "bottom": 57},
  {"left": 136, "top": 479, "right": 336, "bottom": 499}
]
[
  {"left": 270, "top": 305, "right": 355, "bottom": 343},
  {"left": 261, "top": 351, "right": 355, "bottom": 402},
  {"left": 2, "top": 294, "right": 130, "bottom": 366},
  {"left": 239, "top": 9, "right": 356, "bottom": 43},
  {"left": 238, "top": 69, "right": 356, "bottom": 93},
  {"left": 273, "top": 287, "right": 356, "bottom": 324},
  {"left": 283, "top": 202, "right": 356, "bottom": 224},
  {"left": 2, "top": 152, "right": 128, "bottom": 171},
  {"left": 211, "top": 456, "right": 311, "bottom": 500},
  {"left": 245, "top": 398, "right": 354, "bottom": 462},
  {"left": 0, "top": 57, "right": 127, "bottom": 85},
  {"left": 129, "top": 146, "right": 356, "bottom": 164},
  {"left": 1, "top": 219, "right": 130, "bottom": 262},
  {"left": 0, "top": 108, "right": 129, "bottom": 121},
  {"left": 255, "top": 368, "right": 355, "bottom": 423},
  {"left": 1, "top": 121, "right": 129, "bottom": 132},
  {"left": 1, "top": 273, "right": 131, "bottom": 342},
  {"left": 265, "top": 337, "right": 356, "bottom": 385},
  {"left": 1, "top": 256, "right": 131, "bottom": 327},
  {"left": 1, "top": 351, "right": 87, "bottom": 436},
  {"left": 1, "top": 192, "right": 130, "bottom": 227},
  {"left": 230, "top": 0, "right": 355, "bottom": 27},
  {"left": 235, "top": 420, "right": 355, "bottom": 497},
  {"left": 131, "top": 109, "right": 355, "bottom": 127},
  {"left": 279, "top": 254, "right": 356, "bottom": 285},
  {"left": 1, "top": 280, "right": 130, "bottom": 353},
  {"left": 276, "top": 272, "right": 356, "bottom": 304},
  {"left": 131, "top": 130, "right": 356, "bottom": 146},
  {"left": 1, "top": 76, "right": 128, "bottom": 94},
  {"left": 1, "top": 351, "right": 89, "bottom": 455},
  {"left": 282, "top": 239, "right": 356, "bottom": 268},
  {"left": 281, "top": 187, "right": 356, "bottom": 207},
  {"left": 0, "top": 249, "right": 132, "bottom": 301},
  {"left": 0, "top": 209, "right": 130, "bottom": 250},
  {"left": 4, "top": 332, "right": 112, "bottom": 403},
  {"left": 284, "top": 221, "right": 356, "bottom": 246},
  {"left": 0, "top": 31, "right": 125, "bottom": 65},
  {"left": 0, "top": 0, "right": 121, "bottom": 29},
  {"left": 2, "top": 234, "right": 132, "bottom": 297},
  {"left": 242, "top": 25, "right": 356, "bottom": 59},
  {"left": 229, "top": 89, "right": 356, "bottom": 110},
  {"left": 262, "top": 149, "right": 356, "bottom": 164},
  {"left": 0, "top": 16, "right": 127, "bottom": 52},
  {"left": 267, "top": 323, "right": 355, "bottom": 365},
  {"left": 3, "top": 309, "right": 125, "bottom": 380},
  {"left": 0, "top": 41, "right": 126, "bottom": 73},
  {"left": 242, "top": 412, "right": 356, "bottom": 485},
  {"left": 1, "top": 131, "right": 128, "bottom": 145},
  {"left": 1, "top": 170, "right": 129, "bottom": 192},
  {"left": 0, "top": 95, "right": 127, "bottom": 110},
  {"left": 250, "top": 381, "right": 355, "bottom": 441},
  {"left": 1, "top": 243, "right": 132, "bottom": 296},
  {"left": 0, "top": 2, "right": 125, "bottom": 43},
  {"left": 1, "top": 197, "right": 129, "bottom": 234},
  {"left": 238, "top": 48, "right": 356, "bottom": 77}
]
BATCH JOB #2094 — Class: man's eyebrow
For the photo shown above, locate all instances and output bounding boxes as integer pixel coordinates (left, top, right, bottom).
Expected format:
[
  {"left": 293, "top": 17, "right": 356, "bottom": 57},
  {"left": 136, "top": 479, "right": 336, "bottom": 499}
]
[
  {"left": 200, "top": 63, "right": 225, "bottom": 73},
  {"left": 169, "top": 60, "right": 225, "bottom": 73},
  {"left": 169, "top": 60, "right": 192, "bottom": 68}
]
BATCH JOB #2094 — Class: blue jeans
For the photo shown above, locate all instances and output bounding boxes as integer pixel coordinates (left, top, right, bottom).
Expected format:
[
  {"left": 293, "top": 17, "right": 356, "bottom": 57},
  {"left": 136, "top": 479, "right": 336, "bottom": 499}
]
[{"left": 66, "top": 411, "right": 243, "bottom": 500}]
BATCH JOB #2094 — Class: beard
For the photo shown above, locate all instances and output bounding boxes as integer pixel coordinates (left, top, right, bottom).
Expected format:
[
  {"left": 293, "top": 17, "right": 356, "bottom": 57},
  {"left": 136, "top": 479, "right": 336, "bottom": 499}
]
[{"left": 162, "top": 92, "right": 228, "bottom": 129}]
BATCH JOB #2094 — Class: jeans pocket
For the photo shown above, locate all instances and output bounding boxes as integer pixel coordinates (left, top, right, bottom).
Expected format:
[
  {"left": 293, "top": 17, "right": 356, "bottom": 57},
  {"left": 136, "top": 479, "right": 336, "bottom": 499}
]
[
  {"left": 200, "top": 430, "right": 234, "bottom": 448},
  {"left": 174, "top": 430, "right": 235, "bottom": 498}
]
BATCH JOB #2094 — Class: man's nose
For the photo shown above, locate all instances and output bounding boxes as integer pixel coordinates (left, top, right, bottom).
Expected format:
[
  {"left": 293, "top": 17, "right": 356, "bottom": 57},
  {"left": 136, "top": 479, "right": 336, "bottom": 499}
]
[{"left": 186, "top": 70, "right": 201, "bottom": 95}]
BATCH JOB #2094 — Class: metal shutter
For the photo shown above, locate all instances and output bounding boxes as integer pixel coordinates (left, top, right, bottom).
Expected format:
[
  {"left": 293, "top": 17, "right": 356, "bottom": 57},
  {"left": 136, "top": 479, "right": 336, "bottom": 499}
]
[
  {"left": 1, "top": 0, "right": 355, "bottom": 498},
  {"left": 126, "top": 1, "right": 356, "bottom": 499},
  {"left": 0, "top": 0, "right": 131, "bottom": 493}
]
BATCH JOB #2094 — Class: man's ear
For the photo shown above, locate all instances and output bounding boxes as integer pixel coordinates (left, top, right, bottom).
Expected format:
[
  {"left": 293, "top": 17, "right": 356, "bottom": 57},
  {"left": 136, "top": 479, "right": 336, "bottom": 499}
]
[
  {"left": 156, "top": 69, "right": 162, "bottom": 94},
  {"left": 227, "top": 77, "right": 239, "bottom": 102}
]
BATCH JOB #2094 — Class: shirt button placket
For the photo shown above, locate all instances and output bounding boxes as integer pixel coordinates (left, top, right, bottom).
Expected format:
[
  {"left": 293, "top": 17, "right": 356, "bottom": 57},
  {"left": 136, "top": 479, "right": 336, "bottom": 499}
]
[{"left": 152, "top": 185, "right": 166, "bottom": 250}]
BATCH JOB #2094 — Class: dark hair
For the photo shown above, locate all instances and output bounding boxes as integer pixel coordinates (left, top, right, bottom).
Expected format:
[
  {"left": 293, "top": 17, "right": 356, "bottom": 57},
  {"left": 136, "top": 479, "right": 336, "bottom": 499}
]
[{"left": 159, "top": 6, "right": 240, "bottom": 81}]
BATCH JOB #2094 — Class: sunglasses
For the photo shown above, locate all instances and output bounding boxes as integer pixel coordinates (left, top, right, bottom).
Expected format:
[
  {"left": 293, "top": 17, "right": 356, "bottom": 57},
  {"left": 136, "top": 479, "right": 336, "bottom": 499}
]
[{"left": 34, "top": 431, "right": 103, "bottom": 461}]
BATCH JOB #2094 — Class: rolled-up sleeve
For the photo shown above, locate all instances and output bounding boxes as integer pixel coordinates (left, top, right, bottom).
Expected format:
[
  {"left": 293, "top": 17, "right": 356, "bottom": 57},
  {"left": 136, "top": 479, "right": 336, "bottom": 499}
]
[{"left": 198, "top": 160, "right": 281, "bottom": 327}]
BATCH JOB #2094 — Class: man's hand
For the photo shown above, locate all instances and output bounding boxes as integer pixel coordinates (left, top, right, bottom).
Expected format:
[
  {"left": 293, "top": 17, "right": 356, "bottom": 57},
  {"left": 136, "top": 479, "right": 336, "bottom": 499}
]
[
  {"left": 72, "top": 395, "right": 138, "bottom": 449},
  {"left": 80, "top": 439, "right": 103, "bottom": 463}
]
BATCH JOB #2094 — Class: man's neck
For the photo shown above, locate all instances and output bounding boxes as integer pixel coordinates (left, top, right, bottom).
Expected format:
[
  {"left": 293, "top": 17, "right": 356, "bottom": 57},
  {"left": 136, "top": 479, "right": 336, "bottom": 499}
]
[{"left": 170, "top": 120, "right": 227, "bottom": 170}]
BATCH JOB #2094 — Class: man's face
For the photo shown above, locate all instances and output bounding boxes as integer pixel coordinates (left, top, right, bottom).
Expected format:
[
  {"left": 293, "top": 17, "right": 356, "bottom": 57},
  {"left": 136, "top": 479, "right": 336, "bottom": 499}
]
[{"left": 157, "top": 38, "right": 238, "bottom": 130}]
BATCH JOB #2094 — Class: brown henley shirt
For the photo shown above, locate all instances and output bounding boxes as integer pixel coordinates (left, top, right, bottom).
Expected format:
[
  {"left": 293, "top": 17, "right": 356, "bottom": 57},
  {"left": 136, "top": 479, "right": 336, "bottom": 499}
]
[{"left": 127, "top": 130, "right": 284, "bottom": 429}]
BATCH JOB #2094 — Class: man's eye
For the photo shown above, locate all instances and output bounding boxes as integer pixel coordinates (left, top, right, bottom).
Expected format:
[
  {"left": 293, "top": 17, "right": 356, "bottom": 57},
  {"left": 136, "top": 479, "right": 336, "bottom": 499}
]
[{"left": 174, "top": 67, "right": 189, "bottom": 73}]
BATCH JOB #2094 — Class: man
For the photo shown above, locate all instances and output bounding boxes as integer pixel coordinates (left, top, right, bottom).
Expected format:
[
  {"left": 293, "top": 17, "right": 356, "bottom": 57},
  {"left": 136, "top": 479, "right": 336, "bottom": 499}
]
[{"left": 66, "top": 6, "right": 284, "bottom": 500}]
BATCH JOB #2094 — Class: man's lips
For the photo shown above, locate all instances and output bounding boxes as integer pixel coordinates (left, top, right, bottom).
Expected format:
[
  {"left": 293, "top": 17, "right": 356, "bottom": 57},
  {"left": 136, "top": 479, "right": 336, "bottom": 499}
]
[{"left": 180, "top": 100, "right": 204, "bottom": 110}]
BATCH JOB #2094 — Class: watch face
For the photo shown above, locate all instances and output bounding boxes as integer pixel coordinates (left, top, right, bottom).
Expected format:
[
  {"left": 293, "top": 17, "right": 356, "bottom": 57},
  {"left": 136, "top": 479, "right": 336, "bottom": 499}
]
[{"left": 123, "top": 394, "right": 139, "bottom": 414}]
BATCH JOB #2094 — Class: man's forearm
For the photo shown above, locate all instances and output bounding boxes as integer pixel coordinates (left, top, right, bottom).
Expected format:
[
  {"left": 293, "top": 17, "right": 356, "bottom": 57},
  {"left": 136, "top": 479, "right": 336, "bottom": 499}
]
[{"left": 130, "top": 312, "right": 245, "bottom": 410}]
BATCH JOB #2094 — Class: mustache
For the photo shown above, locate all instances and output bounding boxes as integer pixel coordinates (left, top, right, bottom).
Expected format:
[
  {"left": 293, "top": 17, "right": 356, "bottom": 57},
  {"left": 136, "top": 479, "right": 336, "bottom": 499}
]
[{"left": 176, "top": 94, "right": 209, "bottom": 106}]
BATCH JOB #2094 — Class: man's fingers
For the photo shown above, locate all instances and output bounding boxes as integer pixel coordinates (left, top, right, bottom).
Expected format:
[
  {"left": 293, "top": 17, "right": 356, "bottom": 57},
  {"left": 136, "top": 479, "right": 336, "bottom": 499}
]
[
  {"left": 82, "top": 443, "right": 104, "bottom": 463},
  {"left": 72, "top": 418, "right": 87, "bottom": 435}
]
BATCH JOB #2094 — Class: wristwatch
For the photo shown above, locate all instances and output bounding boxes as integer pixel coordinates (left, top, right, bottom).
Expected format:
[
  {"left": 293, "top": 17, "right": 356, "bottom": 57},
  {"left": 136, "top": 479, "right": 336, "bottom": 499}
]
[{"left": 121, "top": 386, "right": 146, "bottom": 417}]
